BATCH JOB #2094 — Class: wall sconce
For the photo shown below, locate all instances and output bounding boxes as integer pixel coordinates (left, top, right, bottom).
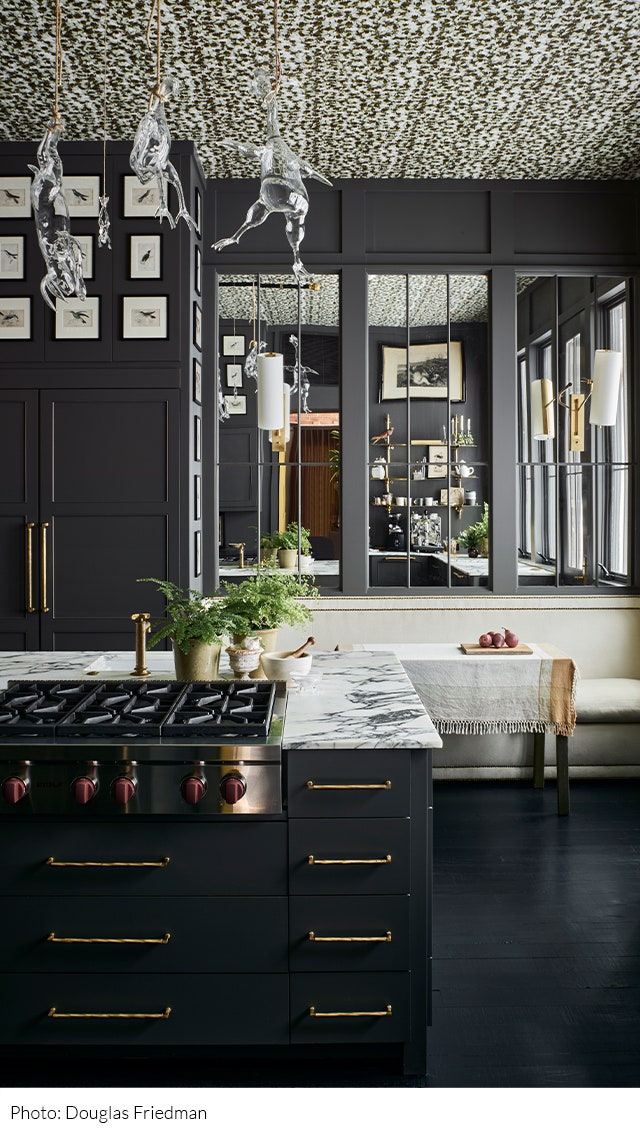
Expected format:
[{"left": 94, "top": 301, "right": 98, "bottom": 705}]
[
  {"left": 270, "top": 382, "right": 291, "bottom": 453},
  {"left": 558, "top": 349, "right": 623, "bottom": 451},
  {"left": 257, "top": 352, "right": 284, "bottom": 430},
  {"left": 531, "top": 378, "right": 556, "bottom": 441}
]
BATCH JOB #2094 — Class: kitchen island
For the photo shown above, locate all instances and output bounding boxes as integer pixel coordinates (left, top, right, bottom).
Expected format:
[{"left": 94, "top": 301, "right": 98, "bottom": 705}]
[{"left": 0, "top": 650, "right": 440, "bottom": 1081}]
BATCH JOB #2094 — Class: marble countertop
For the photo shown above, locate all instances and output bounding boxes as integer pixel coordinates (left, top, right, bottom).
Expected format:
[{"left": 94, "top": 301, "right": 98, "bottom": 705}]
[
  {"left": 0, "top": 650, "right": 441, "bottom": 752},
  {"left": 218, "top": 559, "right": 339, "bottom": 577}
]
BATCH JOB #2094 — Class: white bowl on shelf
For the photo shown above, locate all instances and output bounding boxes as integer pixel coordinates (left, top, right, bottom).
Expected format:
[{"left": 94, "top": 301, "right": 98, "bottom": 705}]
[{"left": 260, "top": 651, "right": 313, "bottom": 681}]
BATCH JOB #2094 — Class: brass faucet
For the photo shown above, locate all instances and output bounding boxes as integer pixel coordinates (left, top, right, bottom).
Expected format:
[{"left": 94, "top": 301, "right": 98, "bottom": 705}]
[
  {"left": 130, "top": 612, "right": 151, "bottom": 676},
  {"left": 229, "top": 542, "right": 246, "bottom": 569}
]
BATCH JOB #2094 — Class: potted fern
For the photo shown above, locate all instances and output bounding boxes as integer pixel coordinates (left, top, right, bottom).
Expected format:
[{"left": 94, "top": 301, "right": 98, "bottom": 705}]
[
  {"left": 457, "top": 502, "right": 489, "bottom": 558},
  {"left": 277, "top": 522, "right": 312, "bottom": 570},
  {"left": 138, "top": 578, "right": 229, "bottom": 680},
  {"left": 222, "top": 568, "right": 317, "bottom": 677}
]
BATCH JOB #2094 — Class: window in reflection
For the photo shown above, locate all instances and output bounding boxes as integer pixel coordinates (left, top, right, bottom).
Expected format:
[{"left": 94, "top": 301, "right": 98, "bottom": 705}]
[
  {"left": 216, "top": 273, "right": 340, "bottom": 591},
  {"left": 516, "top": 274, "right": 631, "bottom": 589},
  {"left": 368, "top": 272, "right": 490, "bottom": 590}
]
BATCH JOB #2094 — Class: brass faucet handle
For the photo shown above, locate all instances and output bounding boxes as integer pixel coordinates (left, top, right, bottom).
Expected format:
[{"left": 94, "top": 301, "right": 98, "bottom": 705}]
[
  {"left": 229, "top": 542, "right": 246, "bottom": 569},
  {"left": 131, "top": 612, "right": 151, "bottom": 625}
]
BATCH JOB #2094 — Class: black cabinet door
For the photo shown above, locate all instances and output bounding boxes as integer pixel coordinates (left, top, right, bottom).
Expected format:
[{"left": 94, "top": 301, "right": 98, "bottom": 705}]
[
  {"left": 0, "top": 390, "right": 39, "bottom": 650},
  {"left": 218, "top": 427, "right": 258, "bottom": 511}
]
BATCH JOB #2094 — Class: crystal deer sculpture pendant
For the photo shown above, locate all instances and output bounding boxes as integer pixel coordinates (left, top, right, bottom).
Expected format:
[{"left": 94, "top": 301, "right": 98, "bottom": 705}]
[{"left": 212, "top": 67, "right": 332, "bottom": 281}]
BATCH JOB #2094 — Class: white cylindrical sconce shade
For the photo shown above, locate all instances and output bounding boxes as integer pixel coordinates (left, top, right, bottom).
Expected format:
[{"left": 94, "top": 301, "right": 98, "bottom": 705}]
[
  {"left": 257, "top": 353, "right": 284, "bottom": 430},
  {"left": 531, "top": 378, "right": 555, "bottom": 440},
  {"left": 590, "top": 349, "right": 622, "bottom": 426}
]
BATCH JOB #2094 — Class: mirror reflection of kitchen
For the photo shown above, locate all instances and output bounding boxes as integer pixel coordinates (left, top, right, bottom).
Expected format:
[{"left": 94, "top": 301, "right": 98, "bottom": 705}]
[{"left": 217, "top": 273, "right": 340, "bottom": 590}]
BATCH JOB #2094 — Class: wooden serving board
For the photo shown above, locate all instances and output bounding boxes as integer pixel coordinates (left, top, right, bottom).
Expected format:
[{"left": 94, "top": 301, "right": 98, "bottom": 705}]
[{"left": 460, "top": 642, "right": 533, "bottom": 655}]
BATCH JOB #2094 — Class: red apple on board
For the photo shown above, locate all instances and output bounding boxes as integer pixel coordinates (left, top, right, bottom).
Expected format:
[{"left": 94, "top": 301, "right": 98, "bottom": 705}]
[
  {"left": 503, "top": 627, "right": 519, "bottom": 648},
  {"left": 491, "top": 632, "right": 506, "bottom": 648}
]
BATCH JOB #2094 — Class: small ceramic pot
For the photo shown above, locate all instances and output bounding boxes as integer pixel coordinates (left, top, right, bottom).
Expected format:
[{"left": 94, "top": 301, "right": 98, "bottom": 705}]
[
  {"left": 278, "top": 549, "right": 297, "bottom": 569},
  {"left": 172, "top": 639, "right": 222, "bottom": 681}
]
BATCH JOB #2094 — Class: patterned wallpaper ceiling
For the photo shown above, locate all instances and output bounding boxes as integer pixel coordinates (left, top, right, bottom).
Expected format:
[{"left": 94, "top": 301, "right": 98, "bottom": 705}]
[{"left": 1, "top": 0, "right": 639, "bottom": 180}]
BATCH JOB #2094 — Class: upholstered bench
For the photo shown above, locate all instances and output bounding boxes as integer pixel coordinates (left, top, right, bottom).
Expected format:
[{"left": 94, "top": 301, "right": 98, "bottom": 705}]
[{"left": 567, "top": 678, "right": 640, "bottom": 777}]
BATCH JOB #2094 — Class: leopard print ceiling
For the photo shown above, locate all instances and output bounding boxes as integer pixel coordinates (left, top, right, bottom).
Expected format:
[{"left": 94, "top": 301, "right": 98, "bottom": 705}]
[{"left": 1, "top": 1, "right": 639, "bottom": 180}]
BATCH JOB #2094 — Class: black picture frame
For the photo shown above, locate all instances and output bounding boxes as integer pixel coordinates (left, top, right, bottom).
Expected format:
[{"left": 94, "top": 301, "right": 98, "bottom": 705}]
[
  {"left": 381, "top": 342, "right": 465, "bottom": 402},
  {"left": 194, "top": 414, "right": 201, "bottom": 461},
  {"left": 193, "top": 358, "right": 202, "bottom": 404},
  {"left": 194, "top": 188, "right": 202, "bottom": 237},
  {"left": 194, "top": 244, "right": 201, "bottom": 295},
  {"left": 193, "top": 302, "right": 202, "bottom": 350}
]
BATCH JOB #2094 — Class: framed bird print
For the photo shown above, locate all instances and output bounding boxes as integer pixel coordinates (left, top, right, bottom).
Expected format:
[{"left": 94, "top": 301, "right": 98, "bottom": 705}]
[
  {"left": 55, "top": 296, "right": 100, "bottom": 339},
  {"left": 62, "top": 176, "right": 100, "bottom": 217},
  {"left": 0, "top": 297, "right": 31, "bottom": 339},
  {"left": 123, "top": 176, "right": 161, "bottom": 217},
  {"left": 75, "top": 235, "right": 94, "bottom": 280},
  {"left": 122, "top": 296, "right": 168, "bottom": 339},
  {"left": 130, "top": 235, "right": 162, "bottom": 279},
  {"left": 0, "top": 236, "right": 24, "bottom": 279},
  {"left": 0, "top": 177, "right": 31, "bottom": 217}
]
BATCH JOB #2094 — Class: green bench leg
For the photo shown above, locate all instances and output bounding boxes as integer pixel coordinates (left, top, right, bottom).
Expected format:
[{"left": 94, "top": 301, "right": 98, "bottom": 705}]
[
  {"left": 533, "top": 733, "right": 545, "bottom": 788},
  {"left": 556, "top": 735, "right": 570, "bottom": 816}
]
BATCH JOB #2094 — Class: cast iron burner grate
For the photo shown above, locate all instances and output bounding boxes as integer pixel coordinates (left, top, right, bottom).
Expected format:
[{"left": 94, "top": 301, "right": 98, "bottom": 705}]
[{"left": 0, "top": 680, "right": 277, "bottom": 739}]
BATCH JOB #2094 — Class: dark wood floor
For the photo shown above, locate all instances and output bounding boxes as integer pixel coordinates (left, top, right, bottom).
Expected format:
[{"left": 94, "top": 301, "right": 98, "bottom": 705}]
[
  {"left": 2, "top": 780, "right": 638, "bottom": 1089},
  {"left": 429, "top": 779, "right": 640, "bottom": 1088}
]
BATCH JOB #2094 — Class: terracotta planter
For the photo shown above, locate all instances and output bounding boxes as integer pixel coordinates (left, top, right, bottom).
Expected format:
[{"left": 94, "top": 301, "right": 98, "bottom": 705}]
[
  {"left": 234, "top": 628, "right": 278, "bottom": 679},
  {"left": 278, "top": 549, "right": 297, "bottom": 569},
  {"left": 172, "top": 639, "right": 222, "bottom": 681}
]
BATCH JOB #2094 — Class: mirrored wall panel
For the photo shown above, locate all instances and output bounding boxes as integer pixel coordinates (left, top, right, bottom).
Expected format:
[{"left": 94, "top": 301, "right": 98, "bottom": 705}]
[
  {"left": 516, "top": 275, "right": 631, "bottom": 588},
  {"left": 217, "top": 273, "right": 340, "bottom": 591},
  {"left": 368, "top": 273, "right": 490, "bottom": 589}
]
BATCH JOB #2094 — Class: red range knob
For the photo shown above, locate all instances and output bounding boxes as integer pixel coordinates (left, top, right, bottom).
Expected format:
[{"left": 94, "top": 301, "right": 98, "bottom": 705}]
[
  {"left": 219, "top": 773, "right": 247, "bottom": 805},
  {"left": 181, "top": 776, "right": 207, "bottom": 805},
  {"left": 2, "top": 776, "right": 28, "bottom": 805},
  {"left": 71, "top": 776, "right": 97, "bottom": 805},
  {"left": 111, "top": 776, "right": 136, "bottom": 805}
]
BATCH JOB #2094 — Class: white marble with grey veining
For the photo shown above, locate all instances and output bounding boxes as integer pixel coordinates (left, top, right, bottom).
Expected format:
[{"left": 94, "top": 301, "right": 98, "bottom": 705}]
[
  {"left": 282, "top": 651, "right": 442, "bottom": 751},
  {"left": 0, "top": 650, "right": 441, "bottom": 751}
]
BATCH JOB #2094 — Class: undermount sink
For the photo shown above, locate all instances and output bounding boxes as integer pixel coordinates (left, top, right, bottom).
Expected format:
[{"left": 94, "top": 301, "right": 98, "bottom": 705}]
[{"left": 86, "top": 652, "right": 175, "bottom": 678}]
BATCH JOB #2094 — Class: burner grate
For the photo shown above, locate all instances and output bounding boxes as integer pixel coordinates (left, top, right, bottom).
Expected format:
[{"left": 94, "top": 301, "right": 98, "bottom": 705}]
[{"left": 0, "top": 679, "right": 277, "bottom": 739}]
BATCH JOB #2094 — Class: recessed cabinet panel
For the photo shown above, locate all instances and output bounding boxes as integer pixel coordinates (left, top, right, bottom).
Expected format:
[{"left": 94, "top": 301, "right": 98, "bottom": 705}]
[
  {"left": 366, "top": 191, "right": 490, "bottom": 253},
  {"left": 0, "top": 399, "right": 29, "bottom": 503},
  {"left": 48, "top": 397, "right": 170, "bottom": 504}
]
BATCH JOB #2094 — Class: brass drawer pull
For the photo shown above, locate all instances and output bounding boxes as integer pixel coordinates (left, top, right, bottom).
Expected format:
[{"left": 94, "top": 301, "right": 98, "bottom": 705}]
[
  {"left": 26, "top": 522, "right": 35, "bottom": 613},
  {"left": 47, "top": 932, "right": 171, "bottom": 945},
  {"left": 48, "top": 1007, "right": 171, "bottom": 1020},
  {"left": 306, "top": 780, "right": 391, "bottom": 791},
  {"left": 309, "top": 1005, "right": 392, "bottom": 1018},
  {"left": 45, "top": 857, "right": 170, "bottom": 868},
  {"left": 40, "top": 522, "right": 49, "bottom": 613},
  {"left": 307, "top": 855, "right": 391, "bottom": 866},
  {"left": 309, "top": 931, "right": 392, "bottom": 943}
]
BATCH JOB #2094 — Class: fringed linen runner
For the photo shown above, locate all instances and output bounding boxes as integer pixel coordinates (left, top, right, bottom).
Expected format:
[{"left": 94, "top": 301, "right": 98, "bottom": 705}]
[{"left": 400, "top": 642, "right": 577, "bottom": 736}]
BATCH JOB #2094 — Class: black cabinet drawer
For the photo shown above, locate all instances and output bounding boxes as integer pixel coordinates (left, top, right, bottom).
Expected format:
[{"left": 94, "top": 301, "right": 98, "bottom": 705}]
[
  {"left": 0, "top": 973, "right": 289, "bottom": 1045},
  {"left": 287, "top": 751, "right": 410, "bottom": 818},
  {"left": 289, "top": 819, "right": 410, "bottom": 895},
  {"left": 290, "top": 972, "right": 410, "bottom": 1043},
  {"left": 0, "top": 822, "right": 287, "bottom": 896},
  {"left": 1, "top": 897, "right": 288, "bottom": 973},
  {"left": 289, "top": 896, "right": 410, "bottom": 970}
]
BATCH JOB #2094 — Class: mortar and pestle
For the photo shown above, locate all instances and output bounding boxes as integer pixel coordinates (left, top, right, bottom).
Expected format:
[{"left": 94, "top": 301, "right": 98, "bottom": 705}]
[{"left": 261, "top": 636, "right": 315, "bottom": 681}]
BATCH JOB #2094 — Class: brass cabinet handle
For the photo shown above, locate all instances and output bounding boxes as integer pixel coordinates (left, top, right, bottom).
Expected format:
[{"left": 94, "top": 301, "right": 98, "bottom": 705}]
[
  {"left": 306, "top": 780, "right": 391, "bottom": 791},
  {"left": 307, "top": 855, "right": 392, "bottom": 866},
  {"left": 45, "top": 857, "right": 170, "bottom": 868},
  {"left": 47, "top": 932, "right": 171, "bottom": 945},
  {"left": 309, "top": 1005, "right": 392, "bottom": 1018},
  {"left": 48, "top": 1007, "right": 171, "bottom": 1020},
  {"left": 309, "top": 931, "right": 392, "bottom": 943},
  {"left": 26, "top": 523, "right": 35, "bottom": 613},
  {"left": 40, "top": 522, "right": 49, "bottom": 613}
]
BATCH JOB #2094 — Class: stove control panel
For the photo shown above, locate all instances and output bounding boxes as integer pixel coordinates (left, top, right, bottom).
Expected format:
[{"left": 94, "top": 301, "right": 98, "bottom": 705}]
[{"left": 0, "top": 756, "right": 282, "bottom": 815}]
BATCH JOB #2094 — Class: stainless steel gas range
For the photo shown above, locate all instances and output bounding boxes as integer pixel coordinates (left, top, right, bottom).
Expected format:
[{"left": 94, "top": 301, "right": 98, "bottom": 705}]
[{"left": 0, "top": 679, "right": 286, "bottom": 816}]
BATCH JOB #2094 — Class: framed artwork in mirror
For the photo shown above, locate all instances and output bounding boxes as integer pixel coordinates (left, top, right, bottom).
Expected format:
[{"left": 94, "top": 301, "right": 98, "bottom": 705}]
[
  {"left": 440, "top": 486, "right": 464, "bottom": 508},
  {"left": 0, "top": 177, "right": 31, "bottom": 217},
  {"left": 381, "top": 342, "right": 464, "bottom": 401},
  {"left": 427, "top": 445, "right": 447, "bottom": 479},
  {"left": 62, "top": 176, "right": 100, "bottom": 217},
  {"left": 75, "top": 235, "right": 93, "bottom": 280},
  {"left": 0, "top": 296, "right": 30, "bottom": 338},
  {"left": 55, "top": 296, "right": 99, "bottom": 339},
  {"left": 122, "top": 295, "right": 167, "bottom": 339},
  {"left": 130, "top": 235, "right": 161, "bottom": 279},
  {"left": 0, "top": 236, "right": 24, "bottom": 279},
  {"left": 194, "top": 188, "right": 202, "bottom": 236},
  {"left": 123, "top": 176, "right": 161, "bottom": 217},
  {"left": 224, "top": 394, "right": 246, "bottom": 415},
  {"left": 226, "top": 363, "right": 243, "bottom": 387},
  {"left": 194, "top": 475, "right": 201, "bottom": 520},
  {"left": 222, "top": 334, "right": 245, "bottom": 356},
  {"left": 194, "top": 530, "right": 201, "bottom": 577},
  {"left": 195, "top": 244, "right": 201, "bottom": 294},
  {"left": 194, "top": 414, "right": 201, "bottom": 461},
  {"left": 193, "top": 359, "right": 202, "bottom": 404}
]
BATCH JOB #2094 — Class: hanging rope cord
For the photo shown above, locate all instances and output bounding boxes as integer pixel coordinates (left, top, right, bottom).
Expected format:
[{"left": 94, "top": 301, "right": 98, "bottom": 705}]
[
  {"left": 51, "top": 0, "right": 63, "bottom": 127},
  {"left": 101, "top": 0, "right": 108, "bottom": 189},
  {"left": 264, "top": 0, "right": 283, "bottom": 104},
  {"left": 146, "top": 0, "right": 164, "bottom": 107}
]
